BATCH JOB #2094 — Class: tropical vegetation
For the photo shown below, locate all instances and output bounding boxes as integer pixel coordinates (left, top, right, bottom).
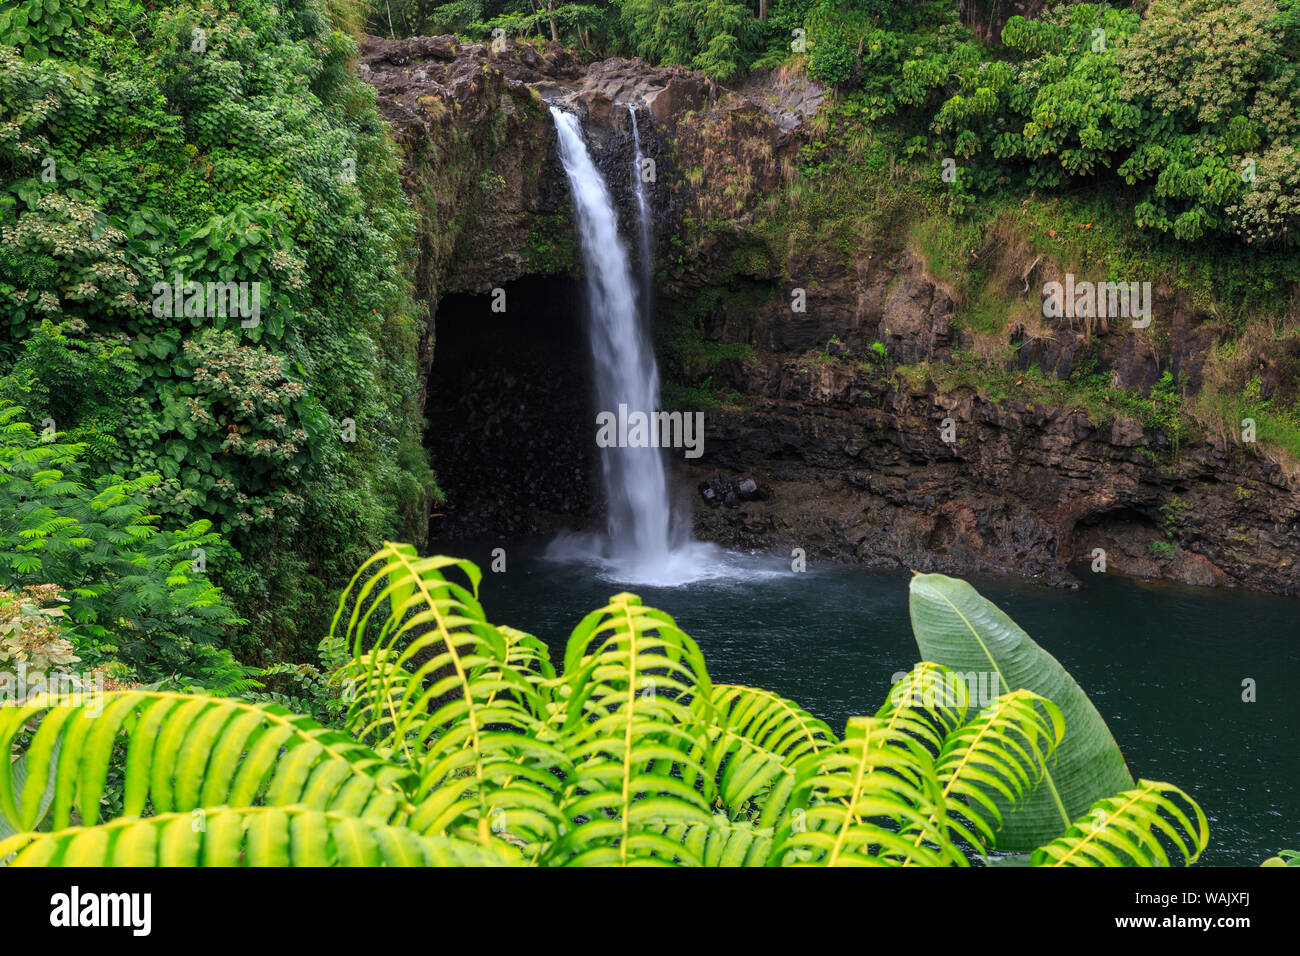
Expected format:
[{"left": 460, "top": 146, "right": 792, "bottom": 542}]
[
  {"left": 1, "top": 0, "right": 1296, "bottom": 869},
  {"left": 1, "top": 542, "right": 1210, "bottom": 866},
  {"left": 1, "top": 0, "right": 433, "bottom": 672}
]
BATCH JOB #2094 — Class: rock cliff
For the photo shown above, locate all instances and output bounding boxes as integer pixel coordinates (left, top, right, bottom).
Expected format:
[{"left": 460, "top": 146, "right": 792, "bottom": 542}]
[{"left": 359, "top": 35, "right": 1300, "bottom": 594}]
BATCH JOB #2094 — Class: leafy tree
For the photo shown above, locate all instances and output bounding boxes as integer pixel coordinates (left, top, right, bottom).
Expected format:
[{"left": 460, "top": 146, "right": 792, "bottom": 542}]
[
  {"left": 616, "top": 0, "right": 762, "bottom": 79},
  {"left": 0, "top": 0, "right": 433, "bottom": 660},
  {"left": 839, "top": 1, "right": 1300, "bottom": 246},
  {"left": 1119, "top": 0, "right": 1300, "bottom": 243}
]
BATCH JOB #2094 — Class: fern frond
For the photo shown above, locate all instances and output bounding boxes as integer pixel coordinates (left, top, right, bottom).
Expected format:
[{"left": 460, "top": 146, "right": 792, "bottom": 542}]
[
  {"left": 640, "top": 816, "right": 775, "bottom": 866},
  {"left": 495, "top": 624, "right": 559, "bottom": 714},
  {"left": 0, "top": 692, "right": 413, "bottom": 833},
  {"left": 874, "top": 661, "right": 970, "bottom": 758},
  {"left": 331, "top": 543, "right": 568, "bottom": 847},
  {"left": 694, "top": 684, "right": 835, "bottom": 826},
  {"left": 770, "top": 716, "right": 967, "bottom": 866},
  {"left": 0, "top": 807, "right": 525, "bottom": 867},
  {"left": 547, "top": 593, "right": 714, "bottom": 866},
  {"left": 1030, "top": 780, "right": 1209, "bottom": 867},
  {"left": 907, "top": 689, "right": 1063, "bottom": 856}
]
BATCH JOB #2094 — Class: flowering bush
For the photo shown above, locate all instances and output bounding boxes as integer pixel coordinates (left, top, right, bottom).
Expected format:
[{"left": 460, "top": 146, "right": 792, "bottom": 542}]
[{"left": 0, "top": 584, "right": 78, "bottom": 678}]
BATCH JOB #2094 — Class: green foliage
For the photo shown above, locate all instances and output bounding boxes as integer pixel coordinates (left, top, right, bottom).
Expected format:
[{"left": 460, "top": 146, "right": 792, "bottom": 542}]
[
  {"left": 0, "top": 0, "right": 101, "bottom": 59},
  {"left": 0, "top": 543, "right": 1208, "bottom": 867},
  {"left": 831, "top": 1, "right": 1300, "bottom": 247},
  {"left": 1031, "top": 781, "right": 1209, "bottom": 867},
  {"left": 809, "top": 22, "right": 853, "bottom": 85},
  {"left": 617, "top": 0, "right": 761, "bottom": 80},
  {"left": 1262, "top": 848, "right": 1300, "bottom": 866},
  {"left": 3, "top": 807, "right": 525, "bottom": 866},
  {"left": 0, "top": 583, "right": 78, "bottom": 676},
  {"left": 1148, "top": 370, "right": 1185, "bottom": 457},
  {"left": 384, "top": 0, "right": 924, "bottom": 81},
  {"left": 908, "top": 572, "right": 1137, "bottom": 851},
  {"left": 1160, "top": 494, "right": 1189, "bottom": 538},
  {"left": 805, "top": 0, "right": 924, "bottom": 86},
  {"left": 0, "top": 0, "right": 432, "bottom": 659},
  {"left": 241, "top": 659, "right": 344, "bottom": 724},
  {"left": 0, "top": 402, "right": 241, "bottom": 683}
]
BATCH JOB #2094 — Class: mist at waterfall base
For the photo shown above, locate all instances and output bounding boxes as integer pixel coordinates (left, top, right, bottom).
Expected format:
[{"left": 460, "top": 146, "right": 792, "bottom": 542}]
[{"left": 548, "top": 106, "right": 743, "bottom": 586}]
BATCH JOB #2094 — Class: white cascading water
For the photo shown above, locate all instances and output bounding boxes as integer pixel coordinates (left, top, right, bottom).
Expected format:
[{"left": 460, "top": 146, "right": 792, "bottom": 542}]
[
  {"left": 551, "top": 106, "right": 673, "bottom": 578},
  {"left": 546, "top": 104, "right": 754, "bottom": 582},
  {"left": 548, "top": 106, "right": 742, "bottom": 585},
  {"left": 627, "top": 105, "right": 654, "bottom": 315}
]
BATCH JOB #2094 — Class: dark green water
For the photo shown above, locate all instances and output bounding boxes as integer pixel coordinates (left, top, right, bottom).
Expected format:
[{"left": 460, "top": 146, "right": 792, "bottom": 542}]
[{"left": 455, "top": 539, "right": 1298, "bottom": 866}]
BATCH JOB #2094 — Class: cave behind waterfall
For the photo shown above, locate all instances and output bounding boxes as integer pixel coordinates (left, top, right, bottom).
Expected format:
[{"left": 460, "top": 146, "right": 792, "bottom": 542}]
[{"left": 425, "top": 275, "right": 599, "bottom": 542}]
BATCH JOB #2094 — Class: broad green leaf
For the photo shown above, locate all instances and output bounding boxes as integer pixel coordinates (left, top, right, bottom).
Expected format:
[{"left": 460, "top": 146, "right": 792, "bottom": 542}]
[{"left": 909, "top": 573, "right": 1134, "bottom": 850}]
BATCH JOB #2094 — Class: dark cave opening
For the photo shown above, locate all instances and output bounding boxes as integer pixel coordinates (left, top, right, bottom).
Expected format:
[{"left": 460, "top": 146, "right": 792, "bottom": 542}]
[
  {"left": 424, "top": 275, "right": 599, "bottom": 542},
  {"left": 1065, "top": 505, "right": 1163, "bottom": 565}
]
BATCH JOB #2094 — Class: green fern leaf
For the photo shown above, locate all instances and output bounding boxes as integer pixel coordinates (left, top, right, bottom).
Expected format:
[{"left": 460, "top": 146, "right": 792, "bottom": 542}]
[
  {"left": 909, "top": 689, "right": 1063, "bottom": 855},
  {"left": 694, "top": 684, "right": 835, "bottom": 826},
  {"left": 770, "top": 716, "right": 967, "bottom": 866},
  {"left": 640, "top": 816, "right": 775, "bottom": 866},
  {"left": 874, "top": 661, "right": 970, "bottom": 757},
  {"left": 1030, "top": 780, "right": 1209, "bottom": 866},
  {"left": 0, "top": 692, "right": 413, "bottom": 832},
  {"left": 330, "top": 543, "right": 568, "bottom": 849},
  {"left": 0, "top": 807, "right": 526, "bottom": 866},
  {"left": 548, "top": 593, "right": 714, "bottom": 866}
]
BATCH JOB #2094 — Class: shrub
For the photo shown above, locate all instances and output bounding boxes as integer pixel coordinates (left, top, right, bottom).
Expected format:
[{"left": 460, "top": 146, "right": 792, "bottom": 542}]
[{"left": 0, "top": 401, "right": 241, "bottom": 684}]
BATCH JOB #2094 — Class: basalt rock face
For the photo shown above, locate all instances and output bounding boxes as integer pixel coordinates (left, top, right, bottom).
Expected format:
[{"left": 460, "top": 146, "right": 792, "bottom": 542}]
[
  {"left": 679, "top": 359, "right": 1300, "bottom": 594},
  {"left": 358, "top": 34, "right": 798, "bottom": 394},
  {"left": 360, "top": 35, "right": 807, "bottom": 542},
  {"left": 671, "top": 241, "right": 1300, "bottom": 593}
]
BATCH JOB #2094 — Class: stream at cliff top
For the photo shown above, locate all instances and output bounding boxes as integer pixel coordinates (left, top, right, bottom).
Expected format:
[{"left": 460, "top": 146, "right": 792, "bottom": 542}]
[{"left": 452, "top": 538, "right": 1298, "bottom": 866}]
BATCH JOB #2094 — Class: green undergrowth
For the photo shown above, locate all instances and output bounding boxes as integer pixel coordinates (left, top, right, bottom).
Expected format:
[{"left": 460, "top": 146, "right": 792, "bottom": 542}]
[
  {"left": 1195, "top": 389, "right": 1300, "bottom": 465},
  {"left": 0, "top": 0, "right": 434, "bottom": 667},
  {"left": 661, "top": 378, "right": 746, "bottom": 411}
]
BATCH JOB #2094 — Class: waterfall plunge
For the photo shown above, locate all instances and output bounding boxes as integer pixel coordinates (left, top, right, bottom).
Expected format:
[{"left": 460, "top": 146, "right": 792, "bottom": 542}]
[
  {"left": 627, "top": 105, "right": 654, "bottom": 317},
  {"left": 549, "top": 106, "right": 723, "bottom": 585}
]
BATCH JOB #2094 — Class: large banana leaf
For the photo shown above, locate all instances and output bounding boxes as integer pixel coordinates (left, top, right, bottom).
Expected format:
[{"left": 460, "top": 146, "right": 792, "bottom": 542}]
[{"left": 908, "top": 573, "right": 1134, "bottom": 850}]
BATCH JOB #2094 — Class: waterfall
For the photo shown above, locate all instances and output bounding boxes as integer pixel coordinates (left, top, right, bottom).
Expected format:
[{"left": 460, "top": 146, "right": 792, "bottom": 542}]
[
  {"left": 549, "top": 106, "right": 733, "bottom": 585},
  {"left": 551, "top": 106, "right": 673, "bottom": 578},
  {"left": 627, "top": 105, "right": 654, "bottom": 317}
]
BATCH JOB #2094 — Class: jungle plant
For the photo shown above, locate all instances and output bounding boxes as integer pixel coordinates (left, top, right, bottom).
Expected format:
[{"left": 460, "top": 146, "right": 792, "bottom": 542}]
[
  {"left": 0, "top": 401, "right": 242, "bottom": 684},
  {"left": 0, "top": 584, "right": 77, "bottom": 677},
  {"left": 1, "top": 0, "right": 432, "bottom": 665},
  {"left": 0, "top": 542, "right": 1207, "bottom": 867}
]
